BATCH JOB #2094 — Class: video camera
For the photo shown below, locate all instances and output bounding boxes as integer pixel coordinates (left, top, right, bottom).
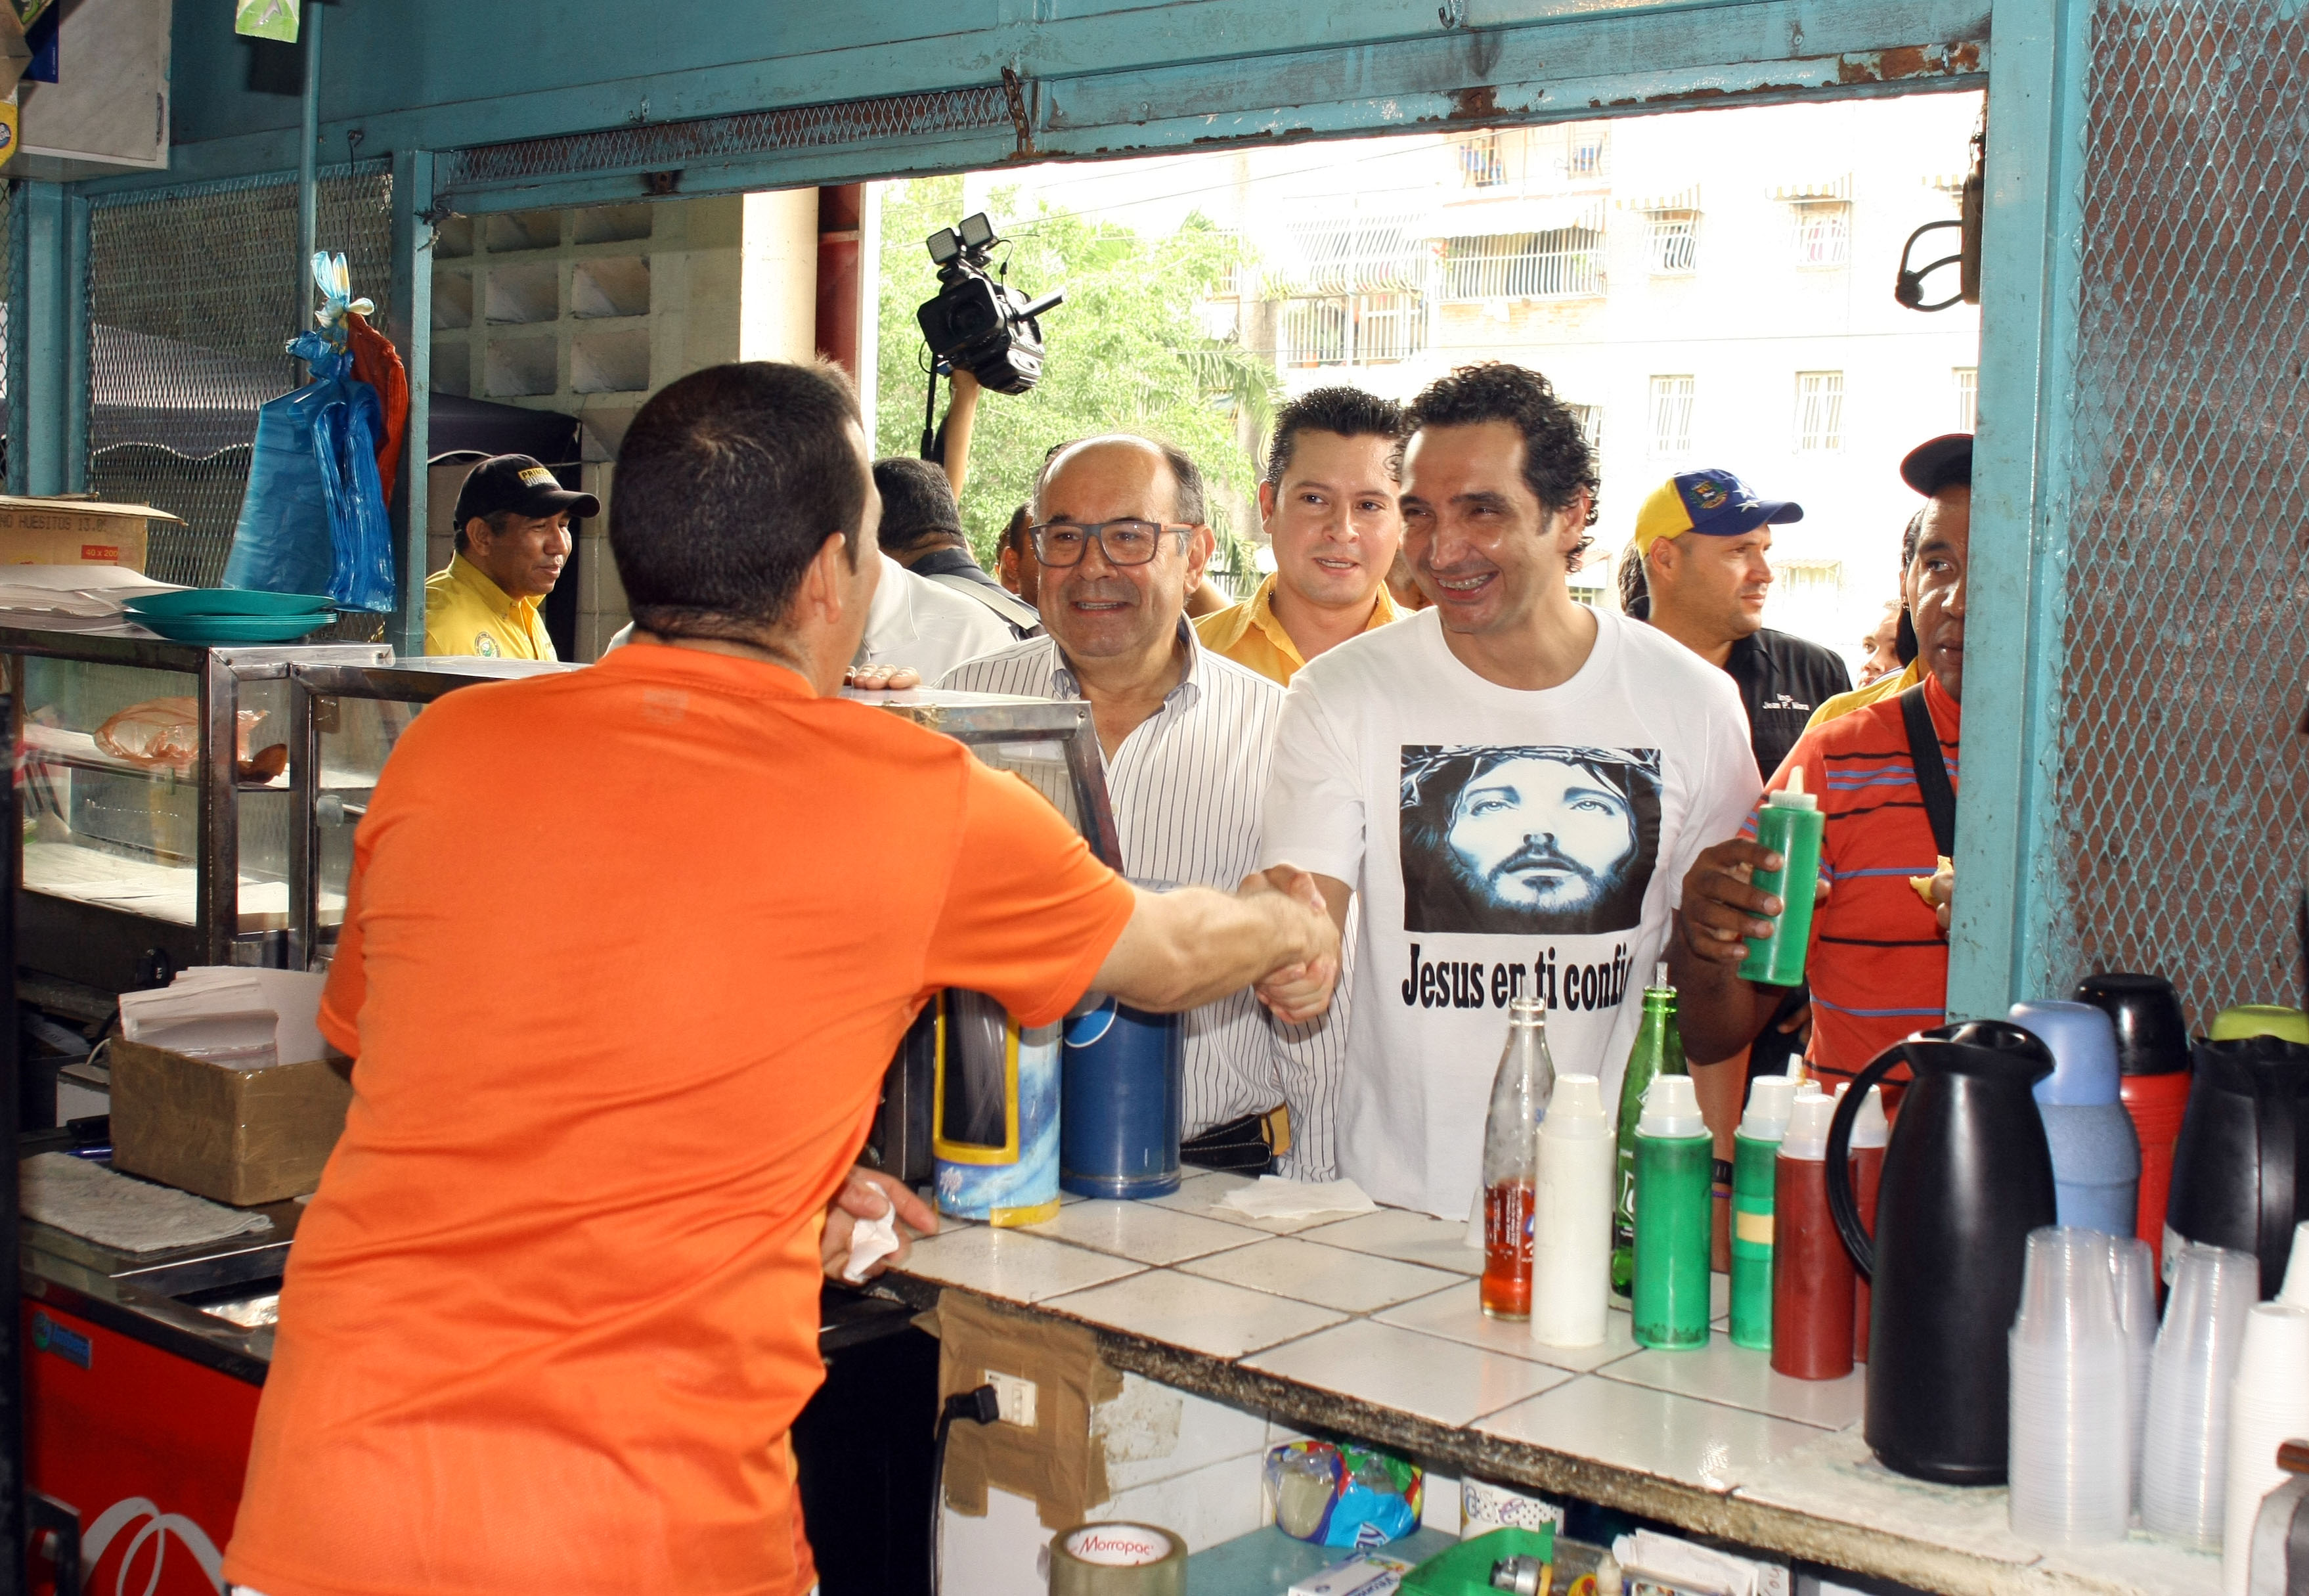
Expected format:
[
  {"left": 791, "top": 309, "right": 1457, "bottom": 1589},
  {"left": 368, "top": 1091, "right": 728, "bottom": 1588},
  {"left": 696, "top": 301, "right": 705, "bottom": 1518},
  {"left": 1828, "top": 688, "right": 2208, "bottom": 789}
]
[{"left": 915, "top": 211, "right": 1064, "bottom": 397}]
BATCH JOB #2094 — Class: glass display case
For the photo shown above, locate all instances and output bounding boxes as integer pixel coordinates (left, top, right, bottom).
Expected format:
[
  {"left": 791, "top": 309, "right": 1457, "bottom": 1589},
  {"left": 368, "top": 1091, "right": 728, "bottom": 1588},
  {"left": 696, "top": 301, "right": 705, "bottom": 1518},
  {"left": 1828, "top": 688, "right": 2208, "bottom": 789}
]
[
  {"left": 6, "top": 623, "right": 391, "bottom": 995},
  {"left": 284, "top": 656, "right": 583, "bottom": 971},
  {"left": 845, "top": 688, "right": 1121, "bottom": 1184}
]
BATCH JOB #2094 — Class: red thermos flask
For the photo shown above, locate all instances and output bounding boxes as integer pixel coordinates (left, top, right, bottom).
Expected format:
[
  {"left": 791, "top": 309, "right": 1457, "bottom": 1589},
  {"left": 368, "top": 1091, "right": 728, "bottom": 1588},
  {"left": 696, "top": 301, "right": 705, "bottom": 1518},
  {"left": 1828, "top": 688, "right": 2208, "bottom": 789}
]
[{"left": 2073, "top": 973, "right": 2193, "bottom": 1274}]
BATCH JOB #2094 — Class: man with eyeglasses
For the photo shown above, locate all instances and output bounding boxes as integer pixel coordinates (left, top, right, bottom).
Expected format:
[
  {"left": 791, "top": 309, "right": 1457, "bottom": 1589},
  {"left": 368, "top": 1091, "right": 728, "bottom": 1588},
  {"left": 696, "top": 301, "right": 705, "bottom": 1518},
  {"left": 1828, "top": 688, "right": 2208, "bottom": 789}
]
[{"left": 941, "top": 434, "right": 1344, "bottom": 1178}]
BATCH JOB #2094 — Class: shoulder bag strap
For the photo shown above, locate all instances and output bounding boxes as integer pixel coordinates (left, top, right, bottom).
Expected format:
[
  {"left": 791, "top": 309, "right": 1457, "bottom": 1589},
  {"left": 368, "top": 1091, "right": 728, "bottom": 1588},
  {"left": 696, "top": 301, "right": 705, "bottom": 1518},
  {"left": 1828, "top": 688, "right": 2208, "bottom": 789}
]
[{"left": 1899, "top": 682, "right": 1958, "bottom": 858}]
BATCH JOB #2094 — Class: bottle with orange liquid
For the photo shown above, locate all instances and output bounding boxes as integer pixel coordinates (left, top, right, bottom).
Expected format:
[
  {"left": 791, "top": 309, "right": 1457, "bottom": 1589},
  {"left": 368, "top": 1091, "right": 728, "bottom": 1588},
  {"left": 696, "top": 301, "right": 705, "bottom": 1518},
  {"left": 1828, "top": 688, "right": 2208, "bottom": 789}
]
[{"left": 1480, "top": 996, "right": 1556, "bottom": 1319}]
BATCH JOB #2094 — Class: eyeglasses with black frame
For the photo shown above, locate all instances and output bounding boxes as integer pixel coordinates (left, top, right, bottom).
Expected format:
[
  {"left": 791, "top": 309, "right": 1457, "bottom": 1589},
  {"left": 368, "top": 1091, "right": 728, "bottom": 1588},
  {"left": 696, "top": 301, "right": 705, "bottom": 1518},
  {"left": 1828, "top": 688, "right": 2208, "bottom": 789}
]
[{"left": 1027, "top": 519, "right": 1195, "bottom": 567}]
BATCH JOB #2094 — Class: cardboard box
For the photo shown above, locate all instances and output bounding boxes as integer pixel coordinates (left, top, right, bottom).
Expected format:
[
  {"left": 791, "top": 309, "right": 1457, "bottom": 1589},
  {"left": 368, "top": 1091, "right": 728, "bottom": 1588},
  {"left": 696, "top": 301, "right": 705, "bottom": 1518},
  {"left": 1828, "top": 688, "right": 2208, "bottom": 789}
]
[
  {"left": 109, "top": 1038, "right": 353, "bottom": 1207},
  {"left": 0, "top": 497, "right": 183, "bottom": 572}
]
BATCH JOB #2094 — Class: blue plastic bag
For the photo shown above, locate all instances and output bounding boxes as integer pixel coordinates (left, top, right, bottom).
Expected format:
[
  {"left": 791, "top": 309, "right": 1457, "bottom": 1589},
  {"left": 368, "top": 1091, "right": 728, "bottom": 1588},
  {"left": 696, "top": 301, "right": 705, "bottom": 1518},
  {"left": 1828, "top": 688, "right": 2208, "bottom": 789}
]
[{"left": 224, "top": 284, "right": 396, "bottom": 612}]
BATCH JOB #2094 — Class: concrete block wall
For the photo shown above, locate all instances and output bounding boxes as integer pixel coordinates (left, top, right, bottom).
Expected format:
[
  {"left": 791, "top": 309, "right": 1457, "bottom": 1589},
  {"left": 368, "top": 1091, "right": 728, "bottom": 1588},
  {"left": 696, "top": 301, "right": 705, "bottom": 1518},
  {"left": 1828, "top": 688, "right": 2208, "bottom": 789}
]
[{"left": 426, "top": 188, "right": 820, "bottom": 657}]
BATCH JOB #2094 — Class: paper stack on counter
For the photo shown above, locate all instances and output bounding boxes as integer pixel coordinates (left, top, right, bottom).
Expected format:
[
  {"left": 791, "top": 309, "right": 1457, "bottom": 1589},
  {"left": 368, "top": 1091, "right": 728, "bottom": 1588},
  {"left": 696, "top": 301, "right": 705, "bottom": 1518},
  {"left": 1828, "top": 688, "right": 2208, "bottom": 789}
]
[
  {"left": 0, "top": 565, "right": 180, "bottom": 633},
  {"left": 118, "top": 967, "right": 328, "bottom": 1069}
]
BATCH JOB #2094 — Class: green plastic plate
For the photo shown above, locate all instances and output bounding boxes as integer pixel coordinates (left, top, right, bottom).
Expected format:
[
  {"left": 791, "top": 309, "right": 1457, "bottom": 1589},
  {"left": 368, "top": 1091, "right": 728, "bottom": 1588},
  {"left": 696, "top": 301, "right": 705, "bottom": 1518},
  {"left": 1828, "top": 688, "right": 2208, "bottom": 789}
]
[
  {"left": 123, "top": 588, "right": 338, "bottom": 619},
  {"left": 135, "top": 613, "right": 335, "bottom": 644}
]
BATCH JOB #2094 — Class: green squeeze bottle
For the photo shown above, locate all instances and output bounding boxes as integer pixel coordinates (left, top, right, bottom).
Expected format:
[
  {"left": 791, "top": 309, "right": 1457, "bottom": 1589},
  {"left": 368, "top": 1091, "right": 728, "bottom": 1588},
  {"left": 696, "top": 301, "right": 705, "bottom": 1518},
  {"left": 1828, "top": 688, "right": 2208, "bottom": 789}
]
[
  {"left": 1738, "top": 766, "right": 1826, "bottom": 986},
  {"left": 1610, "top": 962, "right": 1686, "bottom": 1297},
  {"left": 1730, "top": 1075, "right": 1799, "bottom": 1350},
  {"left": 1631, "top": 1073, "right": 1713, "bottom": 1350}
]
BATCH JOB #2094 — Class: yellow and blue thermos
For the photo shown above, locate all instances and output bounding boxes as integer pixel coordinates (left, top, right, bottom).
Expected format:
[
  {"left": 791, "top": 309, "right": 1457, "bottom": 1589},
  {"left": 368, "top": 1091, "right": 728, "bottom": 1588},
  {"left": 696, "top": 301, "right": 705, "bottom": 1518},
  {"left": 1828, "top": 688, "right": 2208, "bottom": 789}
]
[{"left": 932, "top": 989, "right": 1061, "bottom": 1226}]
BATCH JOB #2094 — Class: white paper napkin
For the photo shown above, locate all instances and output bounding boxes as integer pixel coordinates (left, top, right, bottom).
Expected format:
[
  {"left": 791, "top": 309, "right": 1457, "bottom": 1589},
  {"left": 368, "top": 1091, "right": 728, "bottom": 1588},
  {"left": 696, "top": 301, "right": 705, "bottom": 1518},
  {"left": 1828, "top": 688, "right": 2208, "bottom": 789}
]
[{"left": 1213, "top": 1175, "right": 1379, "bottom": 1222}]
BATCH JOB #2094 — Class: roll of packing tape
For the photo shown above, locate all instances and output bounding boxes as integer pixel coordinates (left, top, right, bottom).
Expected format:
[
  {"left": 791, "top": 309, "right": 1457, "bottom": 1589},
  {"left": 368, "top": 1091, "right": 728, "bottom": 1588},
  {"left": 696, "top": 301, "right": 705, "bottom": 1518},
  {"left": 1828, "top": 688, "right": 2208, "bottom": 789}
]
[{"left": 1045, "top": 1521, "right": 1187, "bottom": 1595}]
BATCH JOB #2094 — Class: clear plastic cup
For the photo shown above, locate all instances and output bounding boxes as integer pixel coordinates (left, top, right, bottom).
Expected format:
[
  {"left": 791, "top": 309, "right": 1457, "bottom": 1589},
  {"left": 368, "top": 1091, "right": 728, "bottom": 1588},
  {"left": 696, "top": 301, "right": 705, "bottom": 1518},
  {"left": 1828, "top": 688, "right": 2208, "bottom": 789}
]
[
  {"left": 2009, "top": 1227, "right": 2132, "bottom": 1545},
  {"left": 2109, "top": 1234, "right": 2156, "bottom": 1509},
  {"left": 2141, "top": 1242, "right": 2258, "bottom": 1548},
  {"left": 2222, "top": 1304, "right": 2309, "bottom": 1595}
]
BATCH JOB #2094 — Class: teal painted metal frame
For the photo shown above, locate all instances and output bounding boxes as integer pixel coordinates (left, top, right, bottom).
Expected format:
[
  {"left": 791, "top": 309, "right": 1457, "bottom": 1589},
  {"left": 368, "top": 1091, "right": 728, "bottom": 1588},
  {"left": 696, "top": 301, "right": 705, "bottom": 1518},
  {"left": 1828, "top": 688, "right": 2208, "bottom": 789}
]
[
  {"left": 1947, "top": 0, "right": 2089, "bottom": 1017},
  {"left": 14, "top": 0, "right": 2081, "bottom": 1015}
]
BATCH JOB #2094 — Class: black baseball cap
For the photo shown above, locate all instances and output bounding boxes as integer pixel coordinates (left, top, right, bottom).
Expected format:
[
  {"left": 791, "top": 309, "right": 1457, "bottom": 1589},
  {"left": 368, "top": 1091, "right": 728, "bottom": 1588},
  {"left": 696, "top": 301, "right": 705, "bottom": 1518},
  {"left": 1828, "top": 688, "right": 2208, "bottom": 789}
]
[
  {"left": 452, "top": 454, "right": 600, "bottom": 526},
  {"left": 1900, "top": 433, "right": 1973, "bottom": 496}
]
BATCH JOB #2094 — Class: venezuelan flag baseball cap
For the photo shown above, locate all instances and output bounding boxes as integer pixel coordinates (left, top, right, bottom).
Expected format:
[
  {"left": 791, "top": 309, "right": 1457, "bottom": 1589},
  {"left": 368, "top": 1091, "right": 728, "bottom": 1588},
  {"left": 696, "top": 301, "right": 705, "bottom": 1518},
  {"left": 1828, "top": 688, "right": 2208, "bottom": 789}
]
[{"left": 1631, "top": 469, "right": 1803, "bottom": 556}]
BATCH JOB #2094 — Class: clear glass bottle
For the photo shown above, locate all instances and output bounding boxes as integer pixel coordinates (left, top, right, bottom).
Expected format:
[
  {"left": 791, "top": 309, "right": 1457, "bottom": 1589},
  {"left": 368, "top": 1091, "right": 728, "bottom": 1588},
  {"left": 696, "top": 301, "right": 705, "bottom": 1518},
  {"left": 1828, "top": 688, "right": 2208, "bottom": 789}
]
[
  {"left": 1481, "top": 997, "right": 1557, "bottom": 1320},
  {"left": 1612, "top": 963, "right": 1686, "bottom": 1297}
]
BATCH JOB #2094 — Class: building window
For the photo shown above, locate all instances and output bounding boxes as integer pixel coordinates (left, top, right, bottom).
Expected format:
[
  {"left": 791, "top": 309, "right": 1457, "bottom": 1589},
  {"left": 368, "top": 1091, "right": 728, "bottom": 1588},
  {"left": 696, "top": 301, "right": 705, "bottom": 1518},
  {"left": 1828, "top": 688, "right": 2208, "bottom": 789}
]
[
  {"left": 1647, "top": 211, "right": 1699, "bottom": 275},
  {"left": 1568, "top": 403, "right": 1604, "bottom": 455},
  {"left": 1459, "top": 134, "right": 1508, "bottom": 188},
  {"left": 1568, "top": 569, "right": 1608, "bottom": 608},
  {"left": 1954, "top": 366, "right": 1978, "bottom": 432},
  {"left": 1788, "top": 200, "right": 1851, "bottom": 268},
  {"left": 1277, "top": 292, "right": 1427, "bottom": 368},
  {"left": 1772, "top": 558, "right": 1844, "bottom": 597},
  {"left": 1649, "top": 376, "right": 1694, "bottom": 456},
  {"left": 1564, "top": 125, "right": 1608, "bottom": 180},
  {"left": 1794, "top": 371, "right": 1844, "bottom": 452},
  {"left": 1440, "top": 227, "right": 1604, "bottom": 301}
]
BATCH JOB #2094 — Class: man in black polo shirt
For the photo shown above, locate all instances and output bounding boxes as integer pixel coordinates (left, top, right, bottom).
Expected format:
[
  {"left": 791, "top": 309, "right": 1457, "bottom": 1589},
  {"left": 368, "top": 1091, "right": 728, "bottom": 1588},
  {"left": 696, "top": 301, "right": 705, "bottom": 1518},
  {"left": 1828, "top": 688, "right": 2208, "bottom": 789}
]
[
  {"left": 1620, "top": 468, "right": 1852, "bottom": 1172},
  {"left": 1621, "top": 468, "right": 1852, "bottom": 780}
]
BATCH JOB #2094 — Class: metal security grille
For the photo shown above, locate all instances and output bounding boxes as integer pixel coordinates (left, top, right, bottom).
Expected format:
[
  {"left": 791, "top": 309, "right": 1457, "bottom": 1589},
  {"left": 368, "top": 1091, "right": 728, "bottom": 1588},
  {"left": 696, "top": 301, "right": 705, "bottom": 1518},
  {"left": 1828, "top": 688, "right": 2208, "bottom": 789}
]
[
  {"left": 2054, "top": 1, "right": 2309, "bottom": 1021},
  {"left": 85, "top": 164, "right": 392, "bottom": 586},
  {"left": 441, "top": 85, "right": 1012, "bottom": 192}
]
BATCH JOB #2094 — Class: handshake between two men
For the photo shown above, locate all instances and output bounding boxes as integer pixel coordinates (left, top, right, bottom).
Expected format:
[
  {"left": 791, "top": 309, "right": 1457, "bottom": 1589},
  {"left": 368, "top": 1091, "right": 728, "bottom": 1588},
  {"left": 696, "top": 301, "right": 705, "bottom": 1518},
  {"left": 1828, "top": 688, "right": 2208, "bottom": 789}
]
[{"left": 826, "top": 862, "right": 1340, "bottom": 1280}]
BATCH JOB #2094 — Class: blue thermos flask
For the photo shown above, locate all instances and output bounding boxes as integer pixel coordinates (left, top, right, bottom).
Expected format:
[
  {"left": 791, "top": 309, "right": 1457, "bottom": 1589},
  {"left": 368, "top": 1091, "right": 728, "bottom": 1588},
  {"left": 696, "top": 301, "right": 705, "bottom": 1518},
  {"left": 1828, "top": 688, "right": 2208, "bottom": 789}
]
[
  {"left": 2010, "top": 999, "right": 2141, "bottom": 1236},
  {"left": 1060, "top": 996, "right": 1183, "bottom": 1199}
]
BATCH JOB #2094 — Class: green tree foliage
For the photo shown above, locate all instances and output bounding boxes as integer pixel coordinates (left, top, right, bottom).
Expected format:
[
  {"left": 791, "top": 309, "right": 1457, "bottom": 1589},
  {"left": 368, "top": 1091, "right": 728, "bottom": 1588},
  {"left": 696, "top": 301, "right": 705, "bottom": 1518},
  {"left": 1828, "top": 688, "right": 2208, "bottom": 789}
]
[{"left": 874, "top": 175, "right": 1273, "bottom": 577}]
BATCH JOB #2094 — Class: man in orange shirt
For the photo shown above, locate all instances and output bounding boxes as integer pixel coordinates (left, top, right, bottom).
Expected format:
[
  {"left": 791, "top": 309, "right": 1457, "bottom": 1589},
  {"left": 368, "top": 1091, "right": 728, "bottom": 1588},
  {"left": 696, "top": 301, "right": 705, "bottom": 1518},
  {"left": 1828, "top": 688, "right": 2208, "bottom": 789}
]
[
  {"left": 222, "top": 361, "right": 1338, "bottom": 1596},
  {"left": 1672, "top": 434, "right": 1970, "bottom": 1087}
]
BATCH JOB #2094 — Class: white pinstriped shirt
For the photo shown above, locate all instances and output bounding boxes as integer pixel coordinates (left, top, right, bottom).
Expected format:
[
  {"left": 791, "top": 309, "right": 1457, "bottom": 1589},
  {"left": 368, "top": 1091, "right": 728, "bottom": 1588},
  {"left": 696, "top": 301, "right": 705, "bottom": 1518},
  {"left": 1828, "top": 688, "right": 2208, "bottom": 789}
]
[{"left": 940, "top": 621, "right": 1348, "bottom": 1177}]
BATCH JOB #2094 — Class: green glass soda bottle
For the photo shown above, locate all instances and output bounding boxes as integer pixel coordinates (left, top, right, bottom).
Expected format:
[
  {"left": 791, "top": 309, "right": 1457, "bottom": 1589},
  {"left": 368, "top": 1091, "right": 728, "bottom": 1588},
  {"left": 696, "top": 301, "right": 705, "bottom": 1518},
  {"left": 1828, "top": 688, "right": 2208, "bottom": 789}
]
[{"left": 1611, "top": 962, "right": 1686, "bottom": 1297}]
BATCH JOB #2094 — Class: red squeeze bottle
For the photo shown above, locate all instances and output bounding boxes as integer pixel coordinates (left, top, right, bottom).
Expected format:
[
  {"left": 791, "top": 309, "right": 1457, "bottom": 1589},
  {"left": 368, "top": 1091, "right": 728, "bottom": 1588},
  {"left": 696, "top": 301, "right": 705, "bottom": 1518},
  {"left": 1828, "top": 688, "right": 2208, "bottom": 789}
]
[
  {"left": 1771, "top": 1092, "right": 1856, "bottom": 1381},
  {"left": 1839, "top": 1084, "right": 1889, "bottom": 1362}
]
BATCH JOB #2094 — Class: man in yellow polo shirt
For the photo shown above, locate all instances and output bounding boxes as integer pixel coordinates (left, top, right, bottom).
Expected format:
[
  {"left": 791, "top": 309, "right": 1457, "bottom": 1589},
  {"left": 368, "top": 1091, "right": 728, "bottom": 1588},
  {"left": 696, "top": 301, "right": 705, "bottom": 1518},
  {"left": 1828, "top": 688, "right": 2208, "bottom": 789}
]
[
  {"left": 424, "top": 454, "right": 599, "bottom": 659},
  {"left": 1197, "top": 388, "right": 1405, "bottom": 685}
]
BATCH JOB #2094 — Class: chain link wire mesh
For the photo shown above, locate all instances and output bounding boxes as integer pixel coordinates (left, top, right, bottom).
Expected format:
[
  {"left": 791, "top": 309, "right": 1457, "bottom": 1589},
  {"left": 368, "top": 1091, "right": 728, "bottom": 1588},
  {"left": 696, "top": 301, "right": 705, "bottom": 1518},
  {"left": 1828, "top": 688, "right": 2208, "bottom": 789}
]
[
  {"left": 85, "top": 163, "right": 392, "bottom": 588},
  {"left": 2054, "top": 1, "right": 2309, "bottom": 1022},
  {"left": 440, "top": 85, "right": 1011, "bottom": 192}
]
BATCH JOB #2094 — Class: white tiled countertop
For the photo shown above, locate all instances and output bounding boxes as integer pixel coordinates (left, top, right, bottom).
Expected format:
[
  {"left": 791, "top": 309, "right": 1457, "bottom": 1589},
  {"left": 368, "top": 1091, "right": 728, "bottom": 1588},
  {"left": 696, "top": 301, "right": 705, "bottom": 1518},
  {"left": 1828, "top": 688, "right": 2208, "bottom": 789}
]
[{"left": 886, "top": 1170, "right": 2220, "bottom": 1596}]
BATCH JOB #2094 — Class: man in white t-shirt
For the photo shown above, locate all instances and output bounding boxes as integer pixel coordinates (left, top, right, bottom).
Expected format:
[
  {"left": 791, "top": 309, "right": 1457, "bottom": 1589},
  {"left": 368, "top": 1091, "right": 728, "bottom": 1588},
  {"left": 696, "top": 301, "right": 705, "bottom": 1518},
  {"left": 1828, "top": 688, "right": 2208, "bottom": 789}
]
[{"left": 1259, "top": 363, "right": 1760, "bottom": 1219}]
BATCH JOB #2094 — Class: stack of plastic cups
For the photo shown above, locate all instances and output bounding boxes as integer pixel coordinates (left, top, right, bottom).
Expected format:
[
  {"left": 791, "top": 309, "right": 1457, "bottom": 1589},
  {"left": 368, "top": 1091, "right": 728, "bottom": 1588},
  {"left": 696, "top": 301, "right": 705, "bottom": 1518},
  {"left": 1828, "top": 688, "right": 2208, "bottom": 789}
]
[
  {"left": 2008, "top": 1227, "right": 2132, "bottom": 1545},
  {"left": 2220, "top": 1302, "right": 2309, "bottom": 1595},
  {"left": 2140, "top": 1241, "right": 2258, "bottom": 1548},
  {"left": 2107, "top": 1235, "right": 2156, "bottom": 1513}
]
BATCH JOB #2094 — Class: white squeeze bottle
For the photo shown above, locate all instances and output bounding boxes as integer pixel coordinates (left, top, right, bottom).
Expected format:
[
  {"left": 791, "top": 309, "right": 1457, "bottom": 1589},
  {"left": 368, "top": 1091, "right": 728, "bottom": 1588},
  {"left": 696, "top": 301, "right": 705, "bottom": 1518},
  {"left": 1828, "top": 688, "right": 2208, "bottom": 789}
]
[{"left": 1532, "top": 1072, "right": 1614, "bottom": 1348}]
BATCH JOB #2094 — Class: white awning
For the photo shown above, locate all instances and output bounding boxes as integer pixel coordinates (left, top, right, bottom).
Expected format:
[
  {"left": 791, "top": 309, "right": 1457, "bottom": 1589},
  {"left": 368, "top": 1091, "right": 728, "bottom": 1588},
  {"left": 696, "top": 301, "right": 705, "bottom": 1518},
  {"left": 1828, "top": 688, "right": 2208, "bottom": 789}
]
[
  {"left": 1428, "top": 195, "right": 1605, "bottom": 239},
  {"left": 1770, "top": 175, "right": 1853, "bottom": 202},
  {"left": 1617, "top": 185, "right": 1702, "bottom": 213}
]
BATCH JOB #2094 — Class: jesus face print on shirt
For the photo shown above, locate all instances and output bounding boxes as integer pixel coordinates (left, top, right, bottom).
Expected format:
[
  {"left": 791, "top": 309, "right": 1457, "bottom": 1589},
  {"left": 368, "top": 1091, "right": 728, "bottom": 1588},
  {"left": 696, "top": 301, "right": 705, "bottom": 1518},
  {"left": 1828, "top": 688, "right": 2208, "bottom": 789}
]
[{"left": 1399, "top": 745, "right": 1663, "bottom": 935}]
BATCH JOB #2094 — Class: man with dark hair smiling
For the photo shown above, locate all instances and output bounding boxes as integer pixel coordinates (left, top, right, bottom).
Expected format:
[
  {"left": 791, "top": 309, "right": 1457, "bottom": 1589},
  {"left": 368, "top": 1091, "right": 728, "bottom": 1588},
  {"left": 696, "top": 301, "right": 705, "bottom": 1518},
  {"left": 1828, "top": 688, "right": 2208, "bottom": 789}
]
[
  {"left": 221, "top": 363, "right": 1339, "bottom": 1596},
  {"left": 1260, "top": 363, "right": 1757, "bottom": 1220},
  {"left": 1198, "top": 386, "right": 1407, "bottom": 685}
]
